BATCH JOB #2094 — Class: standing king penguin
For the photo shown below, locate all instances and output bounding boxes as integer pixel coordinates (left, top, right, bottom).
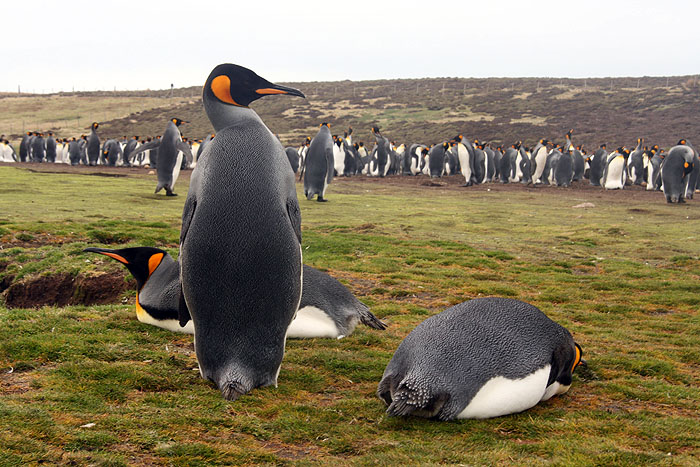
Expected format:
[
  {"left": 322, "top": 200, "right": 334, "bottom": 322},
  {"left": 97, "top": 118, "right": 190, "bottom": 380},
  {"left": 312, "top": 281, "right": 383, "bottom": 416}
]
[
  {"left": 377, "top": 297, "right": 584, "bottom": 420},
  {"left": 87, "top": 122, "right": 100, "bottom": 165},
  {"left": 179, "top": 64, "right": 305, "bottom": 400},
  {"left": 304, "top": 123, "right": 334, "bottom": 201},
  {"left": 129, "top": 118, "right": 193, "bottom": 195}
]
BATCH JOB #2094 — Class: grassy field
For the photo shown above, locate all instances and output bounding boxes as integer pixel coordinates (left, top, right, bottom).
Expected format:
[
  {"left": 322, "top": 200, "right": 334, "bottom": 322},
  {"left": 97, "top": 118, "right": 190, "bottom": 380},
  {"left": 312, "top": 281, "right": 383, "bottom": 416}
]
[{"left": 1, "top": 165, "right": 699, "bottom": 465}]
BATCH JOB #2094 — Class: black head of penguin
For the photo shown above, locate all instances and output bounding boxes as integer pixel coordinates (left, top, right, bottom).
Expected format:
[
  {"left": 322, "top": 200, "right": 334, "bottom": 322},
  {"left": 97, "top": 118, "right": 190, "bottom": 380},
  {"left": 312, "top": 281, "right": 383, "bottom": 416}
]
[
  {"left": 203, "top": 63, "right": 305, "bottom": 110},
  {"left": 171, "top": 118, "right": 188, "bottom": 126},
  {"left": 91, "top": 122, "right": 99, "bottom": 130},
  {"left": 83, "top": 247, "right": 166, "bottom": 291},
  {"left": 678, "top": 139, "right": 687, "bottom": 146}
]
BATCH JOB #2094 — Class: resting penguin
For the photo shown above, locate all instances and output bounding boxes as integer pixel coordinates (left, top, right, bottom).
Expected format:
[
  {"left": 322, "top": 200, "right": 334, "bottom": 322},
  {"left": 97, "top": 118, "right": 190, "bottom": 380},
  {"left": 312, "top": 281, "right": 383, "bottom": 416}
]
[
  {"left": 102, "top": 139, "right": 123, "bottom": 166},
  {"left": 678, "top": 139, "right": 699, "bottom": 199},
  {"left": 85, "top": 247, "right": 386, "bottom": 339},
  {"left": 377, "top": 297, "right": 584, "bottom": 420},
  {"left": 87, "top": 122, "right": 100, "bottom": 165},
  {"left": 123, "top": 136, "right": 140, "bottom": 166},
  {"left": 645, "top": 147, "right": 661, "bottom": 191},
  {"left": 662, "top": 141, "right": 695, "bottom": 203},
  {"left": 129, "top": 118, "right": 193, "bottom": 195},
  {"left": 179, "top": 63, "right": 305, "bottom": 401},
  {"left": 84, "top": 246, "right": 191, "bottom": 333},
  {"left": 602, "top": 147, "right": 629, "bottom": 190},
  {"left": 304, "top": 123, "right": 334, "bottom": 201}
]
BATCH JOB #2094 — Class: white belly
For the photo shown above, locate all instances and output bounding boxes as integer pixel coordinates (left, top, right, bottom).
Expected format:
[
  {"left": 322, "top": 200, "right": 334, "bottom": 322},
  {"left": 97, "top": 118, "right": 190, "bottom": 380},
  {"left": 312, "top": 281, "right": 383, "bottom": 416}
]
[
  {"left": 604, "top": 157, "right": 625, "bottom": 189},
  {"left": 533, "top": 148, "right": 547, "bottom": 182},
  {"left": 136, "top": 305, "right": 194, "bottom": 334},
  {"left": 172, "top": 152, "right": 183, "bottom": 187},
  {"left": 286, "top": 305, "right": 340, "bottom": 339},
  {"left": 457, "top": 365, "right": 551, "bottom": 419}
]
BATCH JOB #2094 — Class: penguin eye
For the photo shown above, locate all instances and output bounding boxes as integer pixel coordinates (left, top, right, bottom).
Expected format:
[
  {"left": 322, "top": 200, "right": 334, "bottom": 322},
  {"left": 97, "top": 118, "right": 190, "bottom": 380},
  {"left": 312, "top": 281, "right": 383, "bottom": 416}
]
[{"left": 210, "top": 75, "right": 242, "bottom": 106}]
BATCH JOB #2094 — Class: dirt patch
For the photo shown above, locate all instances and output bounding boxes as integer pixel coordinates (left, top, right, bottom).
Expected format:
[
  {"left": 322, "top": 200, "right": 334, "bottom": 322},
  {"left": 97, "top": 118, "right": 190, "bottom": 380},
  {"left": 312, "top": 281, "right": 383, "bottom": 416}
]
[
  {"left": 0, "top": 370, "right": 37, "bottom": 395},
  {"left": 3, "top": 271, "right": 133, "bottom": 309}
]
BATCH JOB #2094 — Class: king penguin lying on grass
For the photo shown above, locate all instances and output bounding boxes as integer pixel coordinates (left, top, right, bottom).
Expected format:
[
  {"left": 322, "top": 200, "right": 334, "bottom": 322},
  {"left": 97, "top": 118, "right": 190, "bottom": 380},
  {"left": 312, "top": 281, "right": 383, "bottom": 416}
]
[
  {"left": 85, "top": 247, "right": 385, "bottom": 339},
  {"left": 377, "top": 297, "right": 584, "bottom": 420}
]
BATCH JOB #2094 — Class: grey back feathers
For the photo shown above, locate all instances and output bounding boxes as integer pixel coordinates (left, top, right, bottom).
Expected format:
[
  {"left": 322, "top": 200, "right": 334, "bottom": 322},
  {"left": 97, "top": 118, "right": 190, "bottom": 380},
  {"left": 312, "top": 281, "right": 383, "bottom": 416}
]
[
  {"left": 304, "top": 125, "right": 334, "bottom": 201},
  {"left": 378, "top": 297, "right": 581, "bottom": 420}
]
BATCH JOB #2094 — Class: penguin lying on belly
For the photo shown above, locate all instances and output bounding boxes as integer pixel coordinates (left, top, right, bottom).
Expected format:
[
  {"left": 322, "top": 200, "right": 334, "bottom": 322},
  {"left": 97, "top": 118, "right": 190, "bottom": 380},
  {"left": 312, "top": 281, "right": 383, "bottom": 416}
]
[
  {"left": 377, "top": 297, "right": 584, "bottom": 420},
  {"left": 84, "top": 247, "right": 385, "bottom": 338}
]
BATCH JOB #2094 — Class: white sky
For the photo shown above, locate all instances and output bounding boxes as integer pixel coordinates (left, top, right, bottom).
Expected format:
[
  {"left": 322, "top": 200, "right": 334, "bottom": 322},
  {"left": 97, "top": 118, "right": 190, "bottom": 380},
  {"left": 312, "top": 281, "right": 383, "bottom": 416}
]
[{"left": 2, "top": 0, "right": 698, "bottom": 93}]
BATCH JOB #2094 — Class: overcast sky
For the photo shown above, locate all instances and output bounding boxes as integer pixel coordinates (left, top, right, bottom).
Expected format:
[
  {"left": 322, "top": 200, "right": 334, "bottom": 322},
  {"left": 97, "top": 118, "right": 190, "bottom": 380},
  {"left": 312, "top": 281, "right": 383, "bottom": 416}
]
[{"left": 3, "top": 0, "right": 698, "bottom": 93}]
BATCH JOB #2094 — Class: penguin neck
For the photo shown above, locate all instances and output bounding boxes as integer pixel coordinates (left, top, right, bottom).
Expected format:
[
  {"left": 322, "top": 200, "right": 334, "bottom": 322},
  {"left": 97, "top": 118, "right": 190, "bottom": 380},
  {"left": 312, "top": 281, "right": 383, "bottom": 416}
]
[{"left": 204, "top": 100, "right": 265, "bottom": 133}]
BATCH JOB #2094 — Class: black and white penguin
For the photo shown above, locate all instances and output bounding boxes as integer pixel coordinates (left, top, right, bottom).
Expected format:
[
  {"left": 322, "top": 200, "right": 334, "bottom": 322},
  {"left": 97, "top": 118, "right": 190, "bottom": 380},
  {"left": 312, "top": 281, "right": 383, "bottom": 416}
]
[
  {"left": 627, "top": 138, "right": 645, "bottom": 185},
  {"left": 1, "top": 139, "right": 18, "bottom": 162},
  {"left": 31, "top": 133, "right": 46, "bottom": 162},
  {"left": 123, "top": 136, "right": 140, "bottom": 166},
  {"left": 304, "top": 123, "right": 334, "bottom": 201},
  {"left": 644, "top": 146, "right": 661, "bottom": 191},
  {"left": 87, "top": 122, "right": 100, "bottom": 165},
  {"left": 483, "top": 144, "right": 496, "bottom": 182},
  {"left": 531, "top": 139, "right": 550, "bottom": 184},
  {"left": 473, "top": 142, "right": 487, "bottom": 183},
  {"left": 554, "top": 149, "right": 574, "bottom": 187},
  {"left": 602, "top": 147, "right": 629, "bottom": 190},
  {"left": 451, "top": 136, "right": 474, "bottom": 185},
  {"left": 332, "top": 136, "right": 347, "bottom": 176},
  {"left": 285, "top": 146, "right": 300, "bottom": 173},
  {"left": 499, "top": 144, "right": 517, "bottom": 183},
  {"left": 19, "top": 132, "right": 31, "bottom": 162},
  {"left": 102, "top": 139, "right": 123, "bottom": 166},
  {"left": 45, "top": 132, "right": 57, "bottom": 163},
  {"left": 84, "top": 247, "right": 192, "bottom": 333},
  {"left": 662, "top": 140, "right": 695, "bottom": 203},
  {"left": 515, "top": 144, "right": 532, "bottom": 184},
  {"left": 377, "top": 297, "right": 584, "bottom": 420},
  {"left": 371, "top": 126, "right": 390, "bottom": 177},
  {"left": 588, "top": 144, "right": 607, "bottom": 186},
  {"left": 130, "top": 118, "right": 193, "bottom": 195},
  {"left": 179, "top": 63, "right": 305, "bottom": 400},
  {"left": 572, "top": 145, "right": 585, "bottom": 182},
  {"left": 86, "top": 245, "right": 385, "bottom": 339},
  {"left": 428, "top": 142, "right": 448, "bottom": 178}
]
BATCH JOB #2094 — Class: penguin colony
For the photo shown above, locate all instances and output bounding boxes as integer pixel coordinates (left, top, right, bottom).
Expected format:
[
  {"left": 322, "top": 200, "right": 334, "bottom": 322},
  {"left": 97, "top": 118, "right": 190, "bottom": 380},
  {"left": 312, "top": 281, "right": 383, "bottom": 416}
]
[
  {"left": 53, "top": 63, "right": 592, "bottom": 421},
  {"left": 5, "top": 126, "right": 696, "bottom": 203}
]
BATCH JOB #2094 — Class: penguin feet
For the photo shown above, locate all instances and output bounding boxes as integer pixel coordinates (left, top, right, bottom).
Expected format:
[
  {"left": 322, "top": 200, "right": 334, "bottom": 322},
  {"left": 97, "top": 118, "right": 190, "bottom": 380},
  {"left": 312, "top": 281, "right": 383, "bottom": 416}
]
[
  {"left": 166, "top": 192, "right": 178, "bottom": 197},
  {"left": 317, "top": 197, "right": 328, "bottom": 202}
]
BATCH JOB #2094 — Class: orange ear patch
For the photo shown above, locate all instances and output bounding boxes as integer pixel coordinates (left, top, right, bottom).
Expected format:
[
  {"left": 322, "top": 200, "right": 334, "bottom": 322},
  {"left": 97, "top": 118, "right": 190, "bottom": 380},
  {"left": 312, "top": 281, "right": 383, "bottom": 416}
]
[
  {"left": 572, "top": 344, "right": 582, "bottom": 373},
  {"left": 148, "top": 253, "right": 164, "bottom": 276},
  {"left": 211, "top": 75, "right": 240, "bottom": 106}
]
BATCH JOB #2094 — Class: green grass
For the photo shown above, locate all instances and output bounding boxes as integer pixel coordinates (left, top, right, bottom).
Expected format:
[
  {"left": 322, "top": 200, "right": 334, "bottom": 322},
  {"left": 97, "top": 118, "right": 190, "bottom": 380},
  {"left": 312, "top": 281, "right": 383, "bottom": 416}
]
[{"left": 1, "top": 166, "right": 699, "bottom": 465}]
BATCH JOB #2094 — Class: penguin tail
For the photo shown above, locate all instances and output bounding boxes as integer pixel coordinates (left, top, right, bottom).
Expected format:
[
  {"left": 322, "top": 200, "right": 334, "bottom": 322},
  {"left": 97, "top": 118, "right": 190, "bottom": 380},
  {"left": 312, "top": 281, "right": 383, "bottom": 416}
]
[
  {"left": 359, "top": 307, "right": 387, "bottom": 330},
  {"left": 220, "top": 381, "right": 248, "bottom": 401},
  {"left": 384, "top": 380, "right": 450, "bottom": 419}
]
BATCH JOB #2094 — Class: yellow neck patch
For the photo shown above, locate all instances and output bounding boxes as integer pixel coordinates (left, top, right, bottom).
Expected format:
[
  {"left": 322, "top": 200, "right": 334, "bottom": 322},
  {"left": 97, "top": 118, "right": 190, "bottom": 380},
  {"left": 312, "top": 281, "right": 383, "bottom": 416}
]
[{"left": 211, "top": 75, "right": 241, "bottom": 106}]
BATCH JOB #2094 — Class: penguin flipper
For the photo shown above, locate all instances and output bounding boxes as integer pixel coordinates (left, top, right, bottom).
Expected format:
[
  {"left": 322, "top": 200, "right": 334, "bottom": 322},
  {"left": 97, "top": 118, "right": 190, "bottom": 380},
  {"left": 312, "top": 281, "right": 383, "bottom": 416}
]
[
  {"left": 176, "top": 141, "right": 194, "bottom": 165},
  {"left": 180, "top": 196, "right": 197, "bottom": 245},
  {"left": 128, "top": 140, "right": 160, "bottom": 159},
  {"left": 286, "top": 198, "right": 302, "bottom": 244},
  {"left": 325, "top": 147, "right": 334, "bottom": 184},
  {"left": 177, "top": 283, "right": 191, "bottom": 328},
  {"left": 359, "top": 306, "right": 387, "bottom": 330}
]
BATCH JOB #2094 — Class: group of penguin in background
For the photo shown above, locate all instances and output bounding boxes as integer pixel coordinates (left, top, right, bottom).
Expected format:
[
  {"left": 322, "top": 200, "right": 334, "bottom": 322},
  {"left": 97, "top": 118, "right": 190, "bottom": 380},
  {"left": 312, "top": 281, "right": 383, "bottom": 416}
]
[
  {"left": 290, "top": 126, "right": 699, "bottom": 204},
  {"left": 73, "top": 63, "right": 589, "bottom": 421}
]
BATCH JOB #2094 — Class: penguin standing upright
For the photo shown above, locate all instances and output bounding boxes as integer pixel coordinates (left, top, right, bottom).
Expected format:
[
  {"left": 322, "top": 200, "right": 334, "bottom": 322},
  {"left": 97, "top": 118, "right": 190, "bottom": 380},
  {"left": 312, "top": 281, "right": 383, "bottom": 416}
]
[
  {"left": 678, "top": 140, "right": 699, "bottom": 199},
  {"left": 87, "top": 122, "right": 100, "bottom": 165},
  {"left": 500, "top": 145, "right": 516, "bottom": 183},
  {"left": 602, "top": 147, "right": 630, "bottom": 190},
  {"left": 662, "top": 140, "right": 695, "bottom": 203},
  {"left": 516, "top": 144, "right": 532, "bottom": 184},
  {"left": 377, "top": 297, "right": 584, "bottom": 420},
  {"left": 332, "top": 136, "right": 347, "bottom": 176},
  {"left": 531, "top": 139, "right": 549, "bottom": 184},
  {"left": 371, "top": 126, "right": 390, "bottom": 177},
  {"left": 179, "top": 63, "right": 305, "bottom": 400},
  {"left": 123, "top": 136, "right": 140, "bottom": 166},
  {"left": 452, "top": 136, "right": 474, "bottom": 185},
  {"left": 554, "top": 149, "right": 574, "bottom": 187},
  {"left": 285, "top": 146, "right": 300, "bottom": 173},
  {"left": 644, "top": 146, "right": 661, "bottom": 191},
  {"left": 1, "top": 139, "right": 18, "bottom": 162},
  {"left": 473, "top": 142, "right": 487, "bottom": 183},
  {"left": 304, "top": 123, "right": 334, "bottom": 201},
  {"left": 572, "top": 146, "right": 585, "bottom": 181},
  {"left": 19, "top": 132, "right": 31, "bottom": 162},
  {"left": 45, "top": 132, "right": 57, "bottom": 163},
  {"left": 588, "top": 144, "right": 607, "bottom": 186},
  {"left": 31, "top": 133, "right": 46, "bottom": 162},
  {"left": 428, "top": 142, "right": 448, "bottom": 178},
  {"left": 129, "top": 119, "right": 193, "bottom": 195},
  {"left": 627, "top": 138, "right": 645, "bottom": 185}
]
